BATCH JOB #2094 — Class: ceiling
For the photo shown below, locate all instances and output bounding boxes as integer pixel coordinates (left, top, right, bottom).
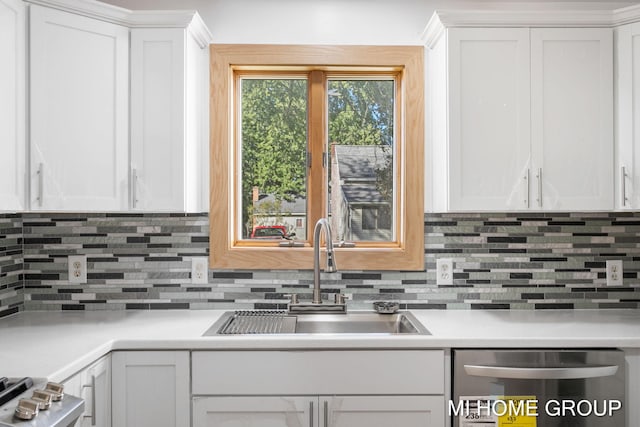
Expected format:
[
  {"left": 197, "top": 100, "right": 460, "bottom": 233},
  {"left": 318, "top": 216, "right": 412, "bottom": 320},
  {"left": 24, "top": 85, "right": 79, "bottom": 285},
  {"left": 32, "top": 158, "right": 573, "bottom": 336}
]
[{"left": 100, "top": 0, "right": 640, "bottom": 44}]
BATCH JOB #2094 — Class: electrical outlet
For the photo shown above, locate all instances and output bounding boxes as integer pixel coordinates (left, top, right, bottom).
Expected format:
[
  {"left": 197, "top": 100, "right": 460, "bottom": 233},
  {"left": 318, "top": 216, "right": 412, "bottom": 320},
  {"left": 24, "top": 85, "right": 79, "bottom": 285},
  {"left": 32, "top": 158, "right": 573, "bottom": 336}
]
[
  {"left": 192, "top": 257, "right": 209, "bottom": 284},
  {"left": 606, "top": 260, "right": 623, "bottom": 287},
  {"left": 68, "top": 255, "right": 87, "bottom": 284},
  {"left": 436, "top": 258, "right": 453, "bottom": 285}
]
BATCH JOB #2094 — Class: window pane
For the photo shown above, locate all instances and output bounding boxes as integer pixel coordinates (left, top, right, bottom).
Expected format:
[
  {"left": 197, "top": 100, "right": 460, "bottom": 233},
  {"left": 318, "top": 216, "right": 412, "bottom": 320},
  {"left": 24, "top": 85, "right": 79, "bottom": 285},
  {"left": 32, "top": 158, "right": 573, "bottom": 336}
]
[
  {"left": 328, "top": 79, "right": 395, "bottom": 242},
  {"left": 239, "top": 78, "right": 308, "bottom": 240}
]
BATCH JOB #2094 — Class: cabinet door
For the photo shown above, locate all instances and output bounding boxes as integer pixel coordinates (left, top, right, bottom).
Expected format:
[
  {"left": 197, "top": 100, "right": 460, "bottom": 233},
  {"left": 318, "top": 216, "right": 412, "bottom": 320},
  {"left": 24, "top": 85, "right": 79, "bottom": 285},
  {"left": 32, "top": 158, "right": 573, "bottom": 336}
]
[
  {"left": 62, "top": 355, "right": 111, "bottom": 427},
  {"left": 447, "top": 28, "right": 531, "bottom": 211},
  {"left": 80, "top": 355, "right": 111, "bottom": 427},
  {"left": 0, "top": 0, "right": 25, "bottom": 210},
  {"left": 531, "top": 28, "right": 613, "bottom": 210},
  {"left": 616, "top": 23, "right": 640, "bottom": 210},
  {"left": 320, "top": 396, "right": 444, "bottom": 427},
  {"left": 29, "top": 5, "right": 128, "bottom": 211},
  {"left": 193, "top": 396, "right": 314, "bottom": 427},
  {"left": 112, "top": 351, "right": 189, "bottom": 427},
  {"left": 130, "top": 28, "right": 187, "bottom": 211}
]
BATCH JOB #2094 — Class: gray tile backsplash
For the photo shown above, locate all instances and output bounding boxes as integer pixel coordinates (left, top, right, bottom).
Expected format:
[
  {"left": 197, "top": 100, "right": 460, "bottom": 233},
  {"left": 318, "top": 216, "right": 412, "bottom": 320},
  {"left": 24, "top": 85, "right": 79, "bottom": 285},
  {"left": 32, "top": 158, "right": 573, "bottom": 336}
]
[
  {"left": 0, "top": 214, "right": 23, "bottom": 318},
  {"left": 0, "top": 211, "right": 638, "bottom": 312}
]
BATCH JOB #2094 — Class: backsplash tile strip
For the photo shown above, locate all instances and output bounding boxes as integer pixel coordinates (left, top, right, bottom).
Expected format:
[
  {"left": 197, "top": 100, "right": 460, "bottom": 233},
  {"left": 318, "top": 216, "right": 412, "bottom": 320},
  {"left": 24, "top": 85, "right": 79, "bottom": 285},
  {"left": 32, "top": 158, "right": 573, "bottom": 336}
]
[
  {"left": 0, "top": 211, "right": 636, "bottom": 311},
  {"left": 0, "top": 214, "right": 24, "bottom": 317}
]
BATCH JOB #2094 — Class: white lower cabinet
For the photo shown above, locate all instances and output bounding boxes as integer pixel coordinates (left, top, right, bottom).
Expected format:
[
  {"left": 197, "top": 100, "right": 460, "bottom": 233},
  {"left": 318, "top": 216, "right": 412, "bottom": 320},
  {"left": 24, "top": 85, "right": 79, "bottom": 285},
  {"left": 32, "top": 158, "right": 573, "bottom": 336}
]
[
  {"left": 62, "top": 354, "right": 111, "bottom": 427},
  {"left": 191, "top": 350, "right": 446, "bottom": 427},
  {"left": 193, "top": 395, "right": 444, "bottom": 427},
  {"left": 112, "top": 351, "right": 190, "bottom": 427}
]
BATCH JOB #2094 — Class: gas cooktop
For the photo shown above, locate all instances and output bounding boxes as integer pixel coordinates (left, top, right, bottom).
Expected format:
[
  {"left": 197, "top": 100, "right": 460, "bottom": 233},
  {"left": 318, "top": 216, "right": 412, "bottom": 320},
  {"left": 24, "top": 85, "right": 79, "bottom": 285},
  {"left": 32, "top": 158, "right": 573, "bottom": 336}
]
[{"left": 0, "top": 377, "right": 84, "bottom": 427}]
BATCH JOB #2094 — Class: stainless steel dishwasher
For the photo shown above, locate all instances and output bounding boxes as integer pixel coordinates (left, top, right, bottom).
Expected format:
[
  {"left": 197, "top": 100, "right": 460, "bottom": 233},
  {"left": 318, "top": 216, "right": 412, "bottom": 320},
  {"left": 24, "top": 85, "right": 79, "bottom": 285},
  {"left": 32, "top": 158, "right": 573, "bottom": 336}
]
[{"left": 452, "top": 349, "right": 625, "bottom": 427}]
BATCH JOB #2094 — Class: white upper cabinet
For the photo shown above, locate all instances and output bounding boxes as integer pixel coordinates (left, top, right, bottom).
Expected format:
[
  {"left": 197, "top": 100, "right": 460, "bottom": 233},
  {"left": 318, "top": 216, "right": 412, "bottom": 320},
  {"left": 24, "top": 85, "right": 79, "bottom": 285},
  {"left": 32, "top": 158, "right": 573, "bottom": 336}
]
[
  {"left": 29, "top": 4, "right": 129, "bottom": 211},
  {"left": 426, "top": 14, "right": 614, "bottom": 212},
  {"left": 444, "top": 28, "right": 531, "bottom": 211},
  {"left": 530, "top": 28, "right": 613, "bottom": 211},
  {"left": 616, "top": 22, "right": 640, "bottom": 210},
  {"left": 130, "top": 19, "right": 210, "bottom": 212},
  {"left": 0, "top": 0, "right": 25, "bottom": 211}
]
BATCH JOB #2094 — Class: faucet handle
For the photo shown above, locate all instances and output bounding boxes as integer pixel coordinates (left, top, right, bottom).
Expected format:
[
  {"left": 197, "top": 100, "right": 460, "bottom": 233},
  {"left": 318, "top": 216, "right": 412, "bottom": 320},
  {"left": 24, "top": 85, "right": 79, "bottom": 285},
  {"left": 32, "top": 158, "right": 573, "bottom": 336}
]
[
  {"left": 284, "top": 293, "right": 299, "bottom": 304},
  {"left": 333, "top": 293, "right": 347, "bottom": 305}
]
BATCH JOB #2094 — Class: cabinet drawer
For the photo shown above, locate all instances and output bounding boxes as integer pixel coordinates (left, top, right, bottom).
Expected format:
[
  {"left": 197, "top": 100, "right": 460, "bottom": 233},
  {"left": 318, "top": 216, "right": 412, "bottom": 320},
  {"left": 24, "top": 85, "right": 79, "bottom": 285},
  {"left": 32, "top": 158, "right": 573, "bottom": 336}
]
[{"left": 192, "top": 350, "right": 444, "bottom": 395}]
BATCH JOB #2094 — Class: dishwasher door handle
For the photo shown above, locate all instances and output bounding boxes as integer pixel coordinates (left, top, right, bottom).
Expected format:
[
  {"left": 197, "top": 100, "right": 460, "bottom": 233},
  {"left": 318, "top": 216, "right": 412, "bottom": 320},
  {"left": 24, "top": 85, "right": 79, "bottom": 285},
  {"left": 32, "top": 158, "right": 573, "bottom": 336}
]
[{"left": 464, "top": 364, "right": 619, "bottom": 379}]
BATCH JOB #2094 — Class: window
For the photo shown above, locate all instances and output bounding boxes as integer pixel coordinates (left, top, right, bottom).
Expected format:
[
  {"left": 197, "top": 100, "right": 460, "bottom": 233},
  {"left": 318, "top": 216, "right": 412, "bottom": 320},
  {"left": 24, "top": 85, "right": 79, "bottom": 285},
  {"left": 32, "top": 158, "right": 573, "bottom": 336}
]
[{"left": 210, "top": 45, "right": 424, "bottom": 270}]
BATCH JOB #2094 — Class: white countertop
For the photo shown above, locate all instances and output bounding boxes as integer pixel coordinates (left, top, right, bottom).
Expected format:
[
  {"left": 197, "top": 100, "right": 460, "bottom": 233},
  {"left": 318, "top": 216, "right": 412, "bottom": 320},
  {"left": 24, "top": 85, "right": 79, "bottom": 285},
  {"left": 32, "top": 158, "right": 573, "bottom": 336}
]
[{"left": 1, "top": 309, "right": 639, "bottom": 382}]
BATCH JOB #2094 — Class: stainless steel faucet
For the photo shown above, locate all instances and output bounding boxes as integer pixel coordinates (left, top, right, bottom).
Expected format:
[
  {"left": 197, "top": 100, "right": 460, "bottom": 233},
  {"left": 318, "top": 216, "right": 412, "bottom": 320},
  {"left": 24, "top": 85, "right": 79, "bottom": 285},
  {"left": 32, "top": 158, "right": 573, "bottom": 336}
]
[{"left": 312, "top": 218, "right": 337, "bottom": 304}]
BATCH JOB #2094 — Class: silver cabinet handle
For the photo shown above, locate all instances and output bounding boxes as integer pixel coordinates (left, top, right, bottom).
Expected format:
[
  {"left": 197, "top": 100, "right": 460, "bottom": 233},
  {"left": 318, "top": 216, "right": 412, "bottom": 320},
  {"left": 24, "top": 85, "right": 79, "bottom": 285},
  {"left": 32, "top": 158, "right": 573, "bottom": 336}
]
[
  {"left": 324, "top": 400, "right": 329, "bottom": 427},
  {"left": 621, "top": 166, "right": 628, "bottom": 207},
  {"left": 536, "top": 168, "right": 542, "bottom": 207},
  {"left": 81, "top": 375, "right": 96, "bottom": 425},
  {"left": 132, "top": 168, "right": 138, "bottom": 209},
  {"left": 309, "top": 400, "right": 314, "bottom": 427},
  {"left": 524, "top": 168, "right": 530, "bottom": 207},
  {"left": 464, "top": 364, "right": 618, "bottom": 380},
  {"left": 37, "top": 163, "right": 43, "bottom": 207}
]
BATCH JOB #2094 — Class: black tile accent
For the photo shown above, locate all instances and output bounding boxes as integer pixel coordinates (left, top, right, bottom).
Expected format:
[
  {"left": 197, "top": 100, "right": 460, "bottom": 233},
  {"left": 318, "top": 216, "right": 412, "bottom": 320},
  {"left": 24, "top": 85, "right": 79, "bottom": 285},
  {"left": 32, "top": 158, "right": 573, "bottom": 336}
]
[
  {"left": 406, "top": 303, "right": 447, "bottom": 309},
  {"left": 87, "top": 273, "right": 125, "bottom": 280},
  {"left": 0, "top": 307, "right": 19, "bottom": 318},
  {"left": 23, "top": 237, "right": 62, "bottom": 244},
  {"left": 143, "top": 256, "right": 183, "bottom": 262},
  {"left": 126, "top": 303, "right": 150, "bottom": 310},
  {"left": 471, "top": 304, "right": 510, "bottom": 309},
  {"left": 341, "top": 273, "right": 382, "bottom": 280},
  {"left": 534, "top": 303, "right": 575, "bottom": 309},
  {"left": 62, "top": 304, "right": 85, "bottom": 310},
  {"left": 213, "top": 272, "right": 253, "bottom": 279},
  {"left": 510, "top": 273, "right": 533, "bottom": 279},
  {"left": 24, "top": 273, "right": 60, "bottom": 280},
  {"left": 522, "top": 293, "right": 544, "bottom": 299},
  {"left": 150, "top": 303, "right": 190, "bottom": 310},
  {"left": 487, "top": 237, "right": 527, "bottom": 243}
]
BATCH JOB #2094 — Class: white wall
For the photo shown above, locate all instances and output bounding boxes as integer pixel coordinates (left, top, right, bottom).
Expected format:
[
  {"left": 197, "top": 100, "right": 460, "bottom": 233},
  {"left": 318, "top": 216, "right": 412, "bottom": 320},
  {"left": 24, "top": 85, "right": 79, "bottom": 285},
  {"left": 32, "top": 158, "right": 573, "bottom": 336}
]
[{"left": 101, "top": 0, "right": 637, "bottom": 45}]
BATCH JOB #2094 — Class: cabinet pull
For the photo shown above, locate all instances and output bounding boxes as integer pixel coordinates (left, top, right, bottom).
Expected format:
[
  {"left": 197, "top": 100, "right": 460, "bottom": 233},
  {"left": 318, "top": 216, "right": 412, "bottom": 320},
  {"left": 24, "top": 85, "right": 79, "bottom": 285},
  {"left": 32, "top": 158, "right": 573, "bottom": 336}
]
[
  {"left": 132, "top": 168, "right": 138, "bottom": 209},
  {"left": 37, "top": 163, "right": 43, "bottom": 207},
  {"left": 621, "top": 166, "right": 628, "bottom": 207},
  {"left": 536, "top": 168, "right": 542, "bottom": 207},
  {"left": 524, "top": 169, "right": 530, "bottom": 207},
  {"left": 309, "top": 400, "right": 314, "bottom": 427},
  {"left": 324, "top": 400, "right": 329, "bottom": 427},
  {"left": 81, "top": 375, "right": 96, "bottom": 425}
]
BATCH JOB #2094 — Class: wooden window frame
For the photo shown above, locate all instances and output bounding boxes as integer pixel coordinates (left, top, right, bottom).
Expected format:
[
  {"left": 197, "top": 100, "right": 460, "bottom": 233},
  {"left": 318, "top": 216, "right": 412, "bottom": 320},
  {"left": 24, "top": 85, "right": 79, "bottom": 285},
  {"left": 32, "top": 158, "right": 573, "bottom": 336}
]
[{"left": 210, "top": 45, "right": 424, "bottom": 270}]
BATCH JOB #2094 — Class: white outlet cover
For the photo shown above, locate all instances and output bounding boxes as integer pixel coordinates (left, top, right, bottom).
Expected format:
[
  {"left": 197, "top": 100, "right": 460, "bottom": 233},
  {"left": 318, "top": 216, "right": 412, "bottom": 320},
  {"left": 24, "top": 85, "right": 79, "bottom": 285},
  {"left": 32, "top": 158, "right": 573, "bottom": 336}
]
[
  {"left": 436, "top": 258, "right": 453, "bottom": 285},
  {"left": 192, "top": 257, "right": 209, "bottom": 284},
  {"left": 68, "top": 255, "right": 87, "bottom": 284},
  {"left": 606, "top": 260, "right": 623, "bottom": 287}
]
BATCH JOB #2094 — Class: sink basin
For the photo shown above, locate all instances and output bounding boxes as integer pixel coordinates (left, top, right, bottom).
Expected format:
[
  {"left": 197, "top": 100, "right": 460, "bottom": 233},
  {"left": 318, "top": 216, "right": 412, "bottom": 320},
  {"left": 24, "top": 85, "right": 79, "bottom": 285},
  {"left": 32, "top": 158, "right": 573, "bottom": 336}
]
[
  {"left": 203, "top": 311, "right": 430, "bottom": 335},
  {"left": 295, "top": 312, "right": 428, "bottom": 334}
]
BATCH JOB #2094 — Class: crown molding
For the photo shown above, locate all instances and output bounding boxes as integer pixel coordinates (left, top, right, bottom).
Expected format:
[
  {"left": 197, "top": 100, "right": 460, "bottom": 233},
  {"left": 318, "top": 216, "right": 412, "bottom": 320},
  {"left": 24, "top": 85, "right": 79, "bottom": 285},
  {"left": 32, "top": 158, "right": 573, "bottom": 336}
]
[
  {"left": 421, "top": 11, "right": 445, "bottom": 49},
  {"left": 612, "top": 4, "right": 640, "bottom": 26},
  {"left": 24, "top": 0, "right": 213, "bottom": 45},
  {"left": 423, "top": 4, "right": 640, "bottom": 48}
]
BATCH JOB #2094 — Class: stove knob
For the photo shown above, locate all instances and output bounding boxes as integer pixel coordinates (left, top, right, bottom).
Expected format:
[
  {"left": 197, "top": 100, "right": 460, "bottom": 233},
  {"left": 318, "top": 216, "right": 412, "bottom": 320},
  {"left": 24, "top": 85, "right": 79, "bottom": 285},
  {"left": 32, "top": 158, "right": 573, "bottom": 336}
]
[
  {"left": 14, "top": 398, "right": 39, "bottom": 420},
  {"left": 31, "top": 390, "right": 53, "bottom": 410},
  {"left": 44, "top": 382, "right": 64, "bottom": 401}
]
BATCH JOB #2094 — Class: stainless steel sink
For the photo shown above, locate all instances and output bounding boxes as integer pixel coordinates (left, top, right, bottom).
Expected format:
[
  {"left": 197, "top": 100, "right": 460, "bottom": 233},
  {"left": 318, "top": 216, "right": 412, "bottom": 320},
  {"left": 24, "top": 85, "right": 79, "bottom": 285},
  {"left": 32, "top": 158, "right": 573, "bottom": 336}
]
[
  {"left": 203, "top": 310, "right": 430, "bottom": 335},
  {"left": 294, "top": 312, "right": 427, "bottom": 334}
]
